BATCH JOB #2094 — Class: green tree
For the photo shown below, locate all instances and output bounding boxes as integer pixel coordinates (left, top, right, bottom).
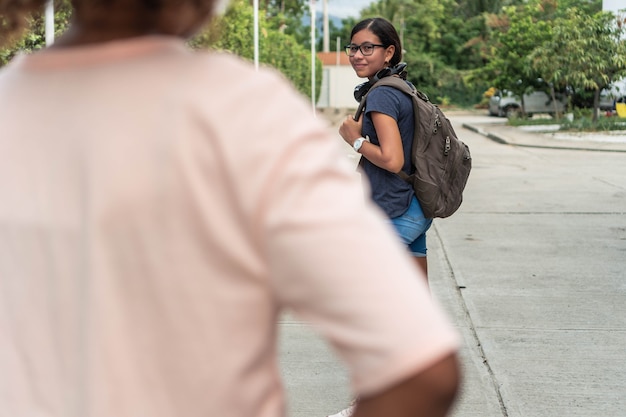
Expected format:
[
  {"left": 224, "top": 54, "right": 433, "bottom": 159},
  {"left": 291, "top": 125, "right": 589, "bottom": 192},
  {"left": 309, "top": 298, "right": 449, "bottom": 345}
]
[
  {"left": 0, "top": 0, "right": 72, "bottom": 66},
  {"left": 10, "top": 0, "right": 606, "bottom": 110},
  {"left": 355, "top": 0, "right": 483, "bottom": 105},
  {"left": 264, "top": 0, "right": 310, "bottom": 47},
  {"left": 191, "top": 0, "right": 322, "bottom": 101},
  {"left": 478, "top": 0, "right": 556, "bottom": 115},
  {"left": 556, "top": 0, "right": 601, "bottom": 16},
  {"left": 530, "top": 8, "right": 626, "bottom": 122},
  {"left": 1, "top": 0, "right": 320, "bottom": 101},
  {"left": 457, "top": 0, "right": 515, "bottom": 16}
]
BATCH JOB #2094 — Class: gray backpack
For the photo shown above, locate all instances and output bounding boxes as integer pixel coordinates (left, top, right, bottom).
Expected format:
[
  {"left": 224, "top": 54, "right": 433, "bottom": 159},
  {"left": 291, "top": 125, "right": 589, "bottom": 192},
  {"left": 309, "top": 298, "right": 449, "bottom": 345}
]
[{"left": 355, "top": 75, "right": 471, "bottom": 218}]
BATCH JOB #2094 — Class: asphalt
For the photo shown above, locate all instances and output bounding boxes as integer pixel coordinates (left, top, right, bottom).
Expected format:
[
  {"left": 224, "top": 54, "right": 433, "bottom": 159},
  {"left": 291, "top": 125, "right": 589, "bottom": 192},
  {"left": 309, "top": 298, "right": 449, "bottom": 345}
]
[{"left": 278, "top": 112, "right": 626, "bottom": 417}]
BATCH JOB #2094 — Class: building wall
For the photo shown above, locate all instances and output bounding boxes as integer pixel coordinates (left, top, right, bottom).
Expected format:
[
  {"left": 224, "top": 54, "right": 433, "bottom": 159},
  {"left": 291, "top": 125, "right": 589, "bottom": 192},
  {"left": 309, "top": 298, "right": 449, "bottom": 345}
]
[{"left": 317, "top": 65, "right": 366, "bottom": 109}]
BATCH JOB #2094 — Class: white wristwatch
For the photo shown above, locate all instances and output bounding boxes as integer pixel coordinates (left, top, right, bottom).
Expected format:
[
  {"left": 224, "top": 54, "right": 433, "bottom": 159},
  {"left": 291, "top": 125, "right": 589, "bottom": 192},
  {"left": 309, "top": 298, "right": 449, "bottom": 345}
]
[{"left": 353, "top": 137, "right": 366, "bottom": 152}]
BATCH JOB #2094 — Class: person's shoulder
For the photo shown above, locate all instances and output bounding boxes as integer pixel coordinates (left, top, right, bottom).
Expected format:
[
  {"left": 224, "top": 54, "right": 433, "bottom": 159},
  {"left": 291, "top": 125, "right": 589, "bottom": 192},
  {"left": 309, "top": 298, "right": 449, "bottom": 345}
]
[
  {"left": 177, "top": 49, "right": 307, "bottom": 114},
  {"left": 189, "top": 50, "right": 252, "bottom": 74},
  {"left": 181, "top": 49, "right": 319, "bottom": 139},
  {"left": 368, "top": 82, "right": 411, "bottom": 108},
  {"left": 187, "top": 49, "right": 291, "bottom": 90},
  {"left": 371, "top": 82, "right": 409, "bottom": 98}
]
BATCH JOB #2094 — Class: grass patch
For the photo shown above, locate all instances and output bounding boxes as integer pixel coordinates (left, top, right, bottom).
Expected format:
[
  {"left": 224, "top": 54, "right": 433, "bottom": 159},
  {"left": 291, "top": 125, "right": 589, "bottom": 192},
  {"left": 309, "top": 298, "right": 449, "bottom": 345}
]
[
  {"left": 507, "top": 111, "right": 626, "bottom": 132},
  {"left": 559, "top": 117, "right": 626, "bottom": 132},
  {"left": 507, "top": 117, "right": 560, "bottom": 127}
]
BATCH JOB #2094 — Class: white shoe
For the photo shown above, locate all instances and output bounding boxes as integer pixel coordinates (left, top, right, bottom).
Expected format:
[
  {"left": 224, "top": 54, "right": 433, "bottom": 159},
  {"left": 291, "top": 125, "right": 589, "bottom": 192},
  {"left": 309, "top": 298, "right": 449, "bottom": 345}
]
[{"left": 326, "top": 405, "right": 355, "bottom": 417}]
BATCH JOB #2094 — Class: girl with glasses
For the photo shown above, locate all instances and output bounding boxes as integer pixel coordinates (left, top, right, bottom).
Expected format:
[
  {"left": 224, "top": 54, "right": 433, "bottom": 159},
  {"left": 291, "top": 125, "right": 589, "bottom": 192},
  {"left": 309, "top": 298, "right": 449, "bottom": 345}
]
[{"left": 339, "top": 17, "right": 433, "bottom": 286}]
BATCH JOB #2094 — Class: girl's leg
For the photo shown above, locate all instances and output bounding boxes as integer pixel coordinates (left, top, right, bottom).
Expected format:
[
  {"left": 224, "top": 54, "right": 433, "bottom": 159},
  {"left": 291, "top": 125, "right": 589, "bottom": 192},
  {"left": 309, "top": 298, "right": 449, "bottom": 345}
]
[{"left": 390, "top": 197, "right": 431, "bottom": 283}]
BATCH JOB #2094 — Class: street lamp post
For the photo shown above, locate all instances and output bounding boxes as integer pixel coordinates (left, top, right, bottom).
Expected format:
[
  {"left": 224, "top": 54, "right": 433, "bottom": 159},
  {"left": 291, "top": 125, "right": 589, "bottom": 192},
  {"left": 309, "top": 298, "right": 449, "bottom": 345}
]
[
  {"left": 310, "top": 0, "right": 316, "bottom": 113},
  {"left": 45, "top": 0, "right": 54, "bottom": 46},
  {"left": 253, "top": 0, "right": 259, "bottom": 70}
]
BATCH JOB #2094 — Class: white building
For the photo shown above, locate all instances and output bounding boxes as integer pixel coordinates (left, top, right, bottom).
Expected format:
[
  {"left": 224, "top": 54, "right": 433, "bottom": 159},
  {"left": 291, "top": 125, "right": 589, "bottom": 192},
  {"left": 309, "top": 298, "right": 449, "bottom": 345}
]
[{"left": 316, "top": 52, "right": 366, "bottom": 109}]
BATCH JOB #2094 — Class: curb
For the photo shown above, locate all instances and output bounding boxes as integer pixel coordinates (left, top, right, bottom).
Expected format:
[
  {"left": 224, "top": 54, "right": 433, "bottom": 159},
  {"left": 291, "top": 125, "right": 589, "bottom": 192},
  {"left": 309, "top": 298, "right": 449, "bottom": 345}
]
[
  {"left": 462, "top": 123, "right": 508, "bottom": 145},
  {"left": 462, "top": 123, "right": 626, "bottom": 153}
]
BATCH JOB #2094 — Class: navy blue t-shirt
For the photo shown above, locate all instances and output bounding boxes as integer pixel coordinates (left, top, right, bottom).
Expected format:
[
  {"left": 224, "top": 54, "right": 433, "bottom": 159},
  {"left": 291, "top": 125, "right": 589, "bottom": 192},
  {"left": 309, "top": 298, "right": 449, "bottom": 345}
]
[{"left": 360, "top": 84, "right": 415, "bottom": 218}]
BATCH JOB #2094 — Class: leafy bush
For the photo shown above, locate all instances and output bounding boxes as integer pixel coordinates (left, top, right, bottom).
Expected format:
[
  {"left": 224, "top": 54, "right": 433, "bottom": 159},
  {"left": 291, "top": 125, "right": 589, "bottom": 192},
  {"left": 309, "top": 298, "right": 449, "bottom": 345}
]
[
  {"left": 560, "top": 116, "right": 626, "bottom": 132},
  {"left": 507, "top": 112, "right": 626, "bottom": 131},
  {"left": 0, "top": 1, "right": 72, "bottom": 67},
  {"left": 191, "top": 0, "right": 322, "bottom": 102},
  {"left": 1, "top": 0, "right": 321, "bottom": 102}
]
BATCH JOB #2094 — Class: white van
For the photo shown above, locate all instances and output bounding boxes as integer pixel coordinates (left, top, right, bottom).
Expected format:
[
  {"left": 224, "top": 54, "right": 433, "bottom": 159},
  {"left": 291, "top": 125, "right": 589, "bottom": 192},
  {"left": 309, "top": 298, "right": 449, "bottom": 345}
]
[{"left": 488, "top": 89, "right": 567, "bottom": 118}]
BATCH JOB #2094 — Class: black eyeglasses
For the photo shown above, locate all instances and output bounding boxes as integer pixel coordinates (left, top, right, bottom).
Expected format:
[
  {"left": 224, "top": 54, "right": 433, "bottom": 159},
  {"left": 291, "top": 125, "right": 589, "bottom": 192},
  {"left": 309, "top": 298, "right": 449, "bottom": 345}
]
[{"left": 344, "top": 43, "right": 386, "bottom": 57}]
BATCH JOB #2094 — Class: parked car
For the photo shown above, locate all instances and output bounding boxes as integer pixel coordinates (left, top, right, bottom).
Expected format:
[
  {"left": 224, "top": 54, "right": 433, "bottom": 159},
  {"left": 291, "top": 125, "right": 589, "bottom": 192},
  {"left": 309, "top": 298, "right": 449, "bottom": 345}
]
[
  {"left": 488, "top": 89, "right": 567, "bottom": 118},
  {"left": 599, "top": 78, "right": 626, "bottom": 111}
]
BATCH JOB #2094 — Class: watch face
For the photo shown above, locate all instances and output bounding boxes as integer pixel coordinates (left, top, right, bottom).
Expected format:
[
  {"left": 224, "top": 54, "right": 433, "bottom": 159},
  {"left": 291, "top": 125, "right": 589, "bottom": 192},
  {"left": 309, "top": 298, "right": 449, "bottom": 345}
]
[{"left": 354, "top": 138, "right": 363, "bottom": 151}]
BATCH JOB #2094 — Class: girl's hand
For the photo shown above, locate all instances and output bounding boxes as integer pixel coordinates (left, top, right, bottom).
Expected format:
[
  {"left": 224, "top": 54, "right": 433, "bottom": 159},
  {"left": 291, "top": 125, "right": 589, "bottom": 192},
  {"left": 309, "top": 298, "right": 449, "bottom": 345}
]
[{"left": 339, "top": 113, "right": 363, "bottom": 147}]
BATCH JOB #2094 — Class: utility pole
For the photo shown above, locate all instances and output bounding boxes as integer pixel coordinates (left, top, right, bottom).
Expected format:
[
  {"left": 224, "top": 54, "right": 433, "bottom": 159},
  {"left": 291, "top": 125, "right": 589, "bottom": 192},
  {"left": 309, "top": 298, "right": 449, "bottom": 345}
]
[
  {"left": 310, "top": 0, "right": 316, "bottom": 112},
  {"left": 45, "top": 0, "right": 54, "bottom": 46},
  {"left": 323, "top": 0, "right": 329, "bottom": 52},
  {"left": 254, "top": 0, "right": 259, "bottom": 70}
]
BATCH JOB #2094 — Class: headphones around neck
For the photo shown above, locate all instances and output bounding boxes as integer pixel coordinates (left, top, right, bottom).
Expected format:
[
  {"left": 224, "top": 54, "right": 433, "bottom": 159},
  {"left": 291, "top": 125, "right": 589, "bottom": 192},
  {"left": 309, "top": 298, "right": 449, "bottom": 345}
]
[{"left": 353, "top": 62, "right": 408, "bottom": 102}]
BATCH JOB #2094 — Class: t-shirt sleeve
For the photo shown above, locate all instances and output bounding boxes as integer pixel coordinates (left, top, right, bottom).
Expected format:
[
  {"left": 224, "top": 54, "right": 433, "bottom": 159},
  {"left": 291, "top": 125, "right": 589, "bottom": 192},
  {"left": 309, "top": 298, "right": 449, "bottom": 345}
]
[{"left": 364, "top": 86, "right": 403, "bottom": 121}]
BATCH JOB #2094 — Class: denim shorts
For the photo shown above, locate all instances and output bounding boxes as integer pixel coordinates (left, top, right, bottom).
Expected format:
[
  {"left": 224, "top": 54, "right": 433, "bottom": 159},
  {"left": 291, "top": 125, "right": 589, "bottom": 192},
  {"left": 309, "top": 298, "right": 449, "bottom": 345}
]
[{"left": 389, "top": 196, "right": 432, "bottom": 257}]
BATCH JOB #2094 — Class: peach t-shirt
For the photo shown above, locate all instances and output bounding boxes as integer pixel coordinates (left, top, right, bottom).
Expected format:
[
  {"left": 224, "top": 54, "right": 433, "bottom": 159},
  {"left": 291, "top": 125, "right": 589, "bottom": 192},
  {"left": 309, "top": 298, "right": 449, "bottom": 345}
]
[{"left": 0, "top": 36, "right": 459, "bottom": 417}]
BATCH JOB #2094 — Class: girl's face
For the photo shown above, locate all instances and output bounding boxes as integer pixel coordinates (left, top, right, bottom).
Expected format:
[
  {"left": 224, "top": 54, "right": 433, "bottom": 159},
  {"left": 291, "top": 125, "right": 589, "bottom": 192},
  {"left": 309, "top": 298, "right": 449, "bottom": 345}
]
[{"left": 348, "top": 29, "right": 395, "bottom": 80}]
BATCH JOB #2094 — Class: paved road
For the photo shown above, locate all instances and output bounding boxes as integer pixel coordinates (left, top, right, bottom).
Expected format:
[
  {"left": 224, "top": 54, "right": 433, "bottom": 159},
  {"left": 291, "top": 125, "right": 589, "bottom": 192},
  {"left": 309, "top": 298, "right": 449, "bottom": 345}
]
[{"left": 279, "top": 112, "right": 626, "bottom": 417}]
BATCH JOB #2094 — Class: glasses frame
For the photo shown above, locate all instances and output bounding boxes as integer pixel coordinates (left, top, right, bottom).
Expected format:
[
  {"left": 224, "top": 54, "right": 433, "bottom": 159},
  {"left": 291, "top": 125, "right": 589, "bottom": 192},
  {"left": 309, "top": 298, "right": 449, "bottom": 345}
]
[{"left": 344, "top": 43, "right": 386, "bottom": 57}]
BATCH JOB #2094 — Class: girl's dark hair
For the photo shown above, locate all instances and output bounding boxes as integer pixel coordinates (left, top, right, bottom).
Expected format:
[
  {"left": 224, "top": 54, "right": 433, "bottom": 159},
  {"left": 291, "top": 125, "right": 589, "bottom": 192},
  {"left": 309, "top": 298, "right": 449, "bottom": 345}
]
[{"left": 350, "top": 17, "right": 402, "bottom": 66}]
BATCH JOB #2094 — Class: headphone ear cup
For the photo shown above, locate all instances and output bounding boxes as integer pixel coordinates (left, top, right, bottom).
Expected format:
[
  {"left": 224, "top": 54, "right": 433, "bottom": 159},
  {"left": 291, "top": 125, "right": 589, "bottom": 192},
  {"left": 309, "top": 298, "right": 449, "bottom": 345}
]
[
  {"left": 354, "top": 81, "right": 371, "bottom": 102},
  {"left": 371, "top": 67, "right": 391, "bottom": 84}
]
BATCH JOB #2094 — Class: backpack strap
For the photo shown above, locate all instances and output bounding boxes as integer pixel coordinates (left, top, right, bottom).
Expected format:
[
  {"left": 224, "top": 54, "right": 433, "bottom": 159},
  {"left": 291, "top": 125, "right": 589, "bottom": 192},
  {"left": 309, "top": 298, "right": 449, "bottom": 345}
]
[
  {"left": 354, "top": 75, "right": 415, "bottom": 118},
  {"left": 354, "top": 75, "right": 425, "bottom": 181}
]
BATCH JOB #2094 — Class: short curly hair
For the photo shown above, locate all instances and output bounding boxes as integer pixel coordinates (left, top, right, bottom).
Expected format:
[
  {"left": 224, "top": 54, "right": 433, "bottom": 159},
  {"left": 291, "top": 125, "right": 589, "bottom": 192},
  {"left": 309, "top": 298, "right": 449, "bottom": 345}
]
[{"left": 0, "top": 0, "right": 216, "bottom": 48}]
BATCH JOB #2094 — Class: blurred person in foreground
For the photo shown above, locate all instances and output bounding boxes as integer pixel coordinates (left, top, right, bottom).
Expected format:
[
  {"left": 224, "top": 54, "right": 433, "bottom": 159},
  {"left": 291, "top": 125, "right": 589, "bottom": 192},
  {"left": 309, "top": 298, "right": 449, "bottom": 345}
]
[{"left": 0, "top": 1, "right": 460, "bottom": 417}]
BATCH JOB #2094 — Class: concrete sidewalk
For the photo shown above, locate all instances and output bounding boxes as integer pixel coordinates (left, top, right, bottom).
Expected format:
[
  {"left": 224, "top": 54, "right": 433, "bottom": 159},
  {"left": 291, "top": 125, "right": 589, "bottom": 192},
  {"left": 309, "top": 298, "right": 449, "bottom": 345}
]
[
  {"left": 463, "top": 119, "right": 626, "bottom": 153},
  {"left": 279, "top": 113, "right": 626, "bottom": 417}
]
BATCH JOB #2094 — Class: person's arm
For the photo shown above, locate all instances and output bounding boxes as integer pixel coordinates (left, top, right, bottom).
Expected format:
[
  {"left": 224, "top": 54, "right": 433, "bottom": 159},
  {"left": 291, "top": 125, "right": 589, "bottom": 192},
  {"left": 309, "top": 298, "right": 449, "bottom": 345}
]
[
  {"left": 362, "top": 111, "right": 404, "bottom": 172},
  {"left": 353, "top": 353, "right": 460, "bottom": 417},
  {"left": 339, "top": 112, "right": 404, "bottom": 173}
]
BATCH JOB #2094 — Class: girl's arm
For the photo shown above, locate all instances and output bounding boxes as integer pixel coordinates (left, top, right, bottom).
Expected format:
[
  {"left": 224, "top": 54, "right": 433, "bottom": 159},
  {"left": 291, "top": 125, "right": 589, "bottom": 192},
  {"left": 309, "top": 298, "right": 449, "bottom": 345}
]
[{"left": 339, "top": 112, "right": 405, "bottom": 173}]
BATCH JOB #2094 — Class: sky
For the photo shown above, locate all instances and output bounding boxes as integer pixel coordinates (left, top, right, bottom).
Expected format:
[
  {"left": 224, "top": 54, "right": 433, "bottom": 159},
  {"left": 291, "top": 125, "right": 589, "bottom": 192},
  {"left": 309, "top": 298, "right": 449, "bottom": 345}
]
[
  {"left": 313, "top": 0, "right": 374, "bottom": 19},
  {"left": 602, "top": 0, "right": 623, "bottom": 13}
]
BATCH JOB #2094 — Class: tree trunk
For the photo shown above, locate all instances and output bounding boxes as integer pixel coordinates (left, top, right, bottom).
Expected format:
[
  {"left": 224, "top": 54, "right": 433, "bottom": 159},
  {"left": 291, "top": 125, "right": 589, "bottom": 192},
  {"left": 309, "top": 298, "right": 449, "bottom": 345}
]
[
  {"left": 550, "top": 85, "right": 560, "bottom": 120},
  {"left": 592, "top": 88, "right": 600, "bottom": 124}
]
